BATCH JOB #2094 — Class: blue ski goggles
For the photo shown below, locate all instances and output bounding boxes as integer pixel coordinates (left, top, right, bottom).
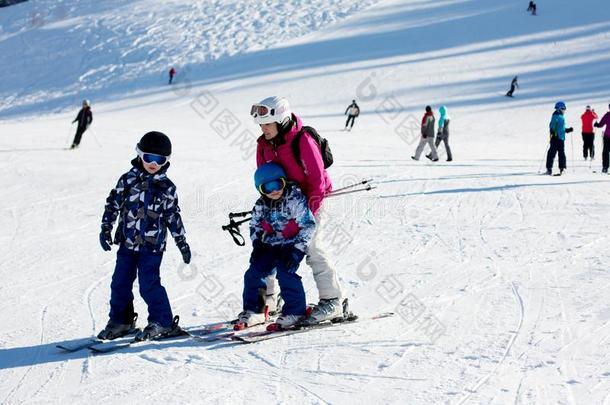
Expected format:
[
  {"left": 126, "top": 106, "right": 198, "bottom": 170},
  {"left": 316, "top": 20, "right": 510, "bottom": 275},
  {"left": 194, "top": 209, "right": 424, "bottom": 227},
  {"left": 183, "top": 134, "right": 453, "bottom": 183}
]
[
  {"left": 136, "top": 146, "right": 169, "bottom": 166},
  {"left": 259, "top": 178, "right": 286, "bottom": 195}
]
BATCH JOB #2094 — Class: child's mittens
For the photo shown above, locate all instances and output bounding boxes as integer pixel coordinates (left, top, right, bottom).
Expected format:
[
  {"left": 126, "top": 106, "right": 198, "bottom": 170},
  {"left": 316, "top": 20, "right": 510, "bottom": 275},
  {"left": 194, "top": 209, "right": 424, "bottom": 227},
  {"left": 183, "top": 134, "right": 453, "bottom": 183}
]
[
  {"left": 99, "top": 228, "right": 112, "bottom": 251},
  {"left": 177, "top": 240, "right": 191, "bottom": 264},
  {"left": 281, "top": 219, "right": 300, "bottom": 239},
  {"left": 261, "top": 220, "right": 274, "bottom": 234}
]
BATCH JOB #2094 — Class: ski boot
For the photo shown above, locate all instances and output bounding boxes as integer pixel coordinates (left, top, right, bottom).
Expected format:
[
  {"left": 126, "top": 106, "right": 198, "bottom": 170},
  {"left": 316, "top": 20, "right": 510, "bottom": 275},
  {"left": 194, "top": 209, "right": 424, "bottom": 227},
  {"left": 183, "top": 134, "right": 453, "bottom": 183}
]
[
  {"left": 134, "top": 315, "right": 183, "bottom": 341},
  {"left": 97, "top": 313, "right": 138, "bottom": 340},
  {"left": 234, "top": 307, "right": 269, "bottom": 331},
  {"left": 300, "top": 298, "right": 345, "bottom": 326},
  {"left": 266, "top": 314, "right": 304, "bottom": 332},
  {"left": 545, "top": 169, "right": 552, "bottom": 175}
]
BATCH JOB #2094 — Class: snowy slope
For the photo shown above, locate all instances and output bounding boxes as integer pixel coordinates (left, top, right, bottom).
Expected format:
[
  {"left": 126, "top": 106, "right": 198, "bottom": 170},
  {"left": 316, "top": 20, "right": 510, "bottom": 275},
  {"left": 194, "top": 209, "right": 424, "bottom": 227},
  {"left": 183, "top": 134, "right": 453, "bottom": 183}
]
[{"left": 2, "top": 0, "right": 610, "bottom": 404}]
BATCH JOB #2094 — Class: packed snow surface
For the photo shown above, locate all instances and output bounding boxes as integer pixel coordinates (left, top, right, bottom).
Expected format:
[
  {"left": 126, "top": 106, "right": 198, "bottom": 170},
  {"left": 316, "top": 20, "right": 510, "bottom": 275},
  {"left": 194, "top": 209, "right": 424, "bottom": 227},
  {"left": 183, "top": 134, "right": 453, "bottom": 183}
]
[{"left": 1, "top": 0, "right": 610, "bottom": 403}]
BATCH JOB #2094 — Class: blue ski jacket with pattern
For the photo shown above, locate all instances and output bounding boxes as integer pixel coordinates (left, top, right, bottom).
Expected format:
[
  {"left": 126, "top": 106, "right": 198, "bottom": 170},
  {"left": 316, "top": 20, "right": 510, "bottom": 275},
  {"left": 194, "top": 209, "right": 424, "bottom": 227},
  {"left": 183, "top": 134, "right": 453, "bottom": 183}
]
[
  {"left": 250, "top": 182, "right": 316, "bottom": 253},
  {"left": 101, "top": 158, "right": 187, "bottom": 253}
]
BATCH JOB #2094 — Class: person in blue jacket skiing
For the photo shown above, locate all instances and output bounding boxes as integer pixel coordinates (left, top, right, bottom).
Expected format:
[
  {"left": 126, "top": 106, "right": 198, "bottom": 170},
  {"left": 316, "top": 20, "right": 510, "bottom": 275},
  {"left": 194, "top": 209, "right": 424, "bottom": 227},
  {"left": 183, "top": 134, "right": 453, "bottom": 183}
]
[
  {"left": 546, "top": 101, "right": 574, "bottom": 175},
  {"left": 97, "top": 131, "right": 191, "bottom": 341},
  {"left": 237, "top": 162, "right": 316, "bottom": 330}
]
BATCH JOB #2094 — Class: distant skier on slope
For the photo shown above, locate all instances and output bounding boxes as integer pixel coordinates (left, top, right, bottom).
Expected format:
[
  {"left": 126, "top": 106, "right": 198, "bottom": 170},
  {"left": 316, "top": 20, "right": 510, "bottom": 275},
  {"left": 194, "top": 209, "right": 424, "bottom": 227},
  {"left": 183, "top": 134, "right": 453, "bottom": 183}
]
[
  {"left": 581, "top": 105, "right": 598, "bottom": 161},
  {"left": 236, "top": 162, "right": 316, "bottom": 330},
  {"left": 527, "top": 1, "right": 537, "bottom": 15},
  {"left": 168, "top": 67, "right": 176, "bottom": 84},
  {"left": 252, "top": 96, "right": 344, "bottom": 325},
  {"left": 344, "top": 99, "right": 360, "bottom": 131},
  {"left": 506, "top": 76, "right": 519, "bottom": 97},
  {"left": 98, "top": 131, "right": 191, "bottom": 341},
  {"left": 412, "top": 105, "right": 438, "bottom": 161},
  {"left": 70, "top": 100, "right": 93, "bottom": 149},
  {"left": 594, "top": 104, "right": 610, "bottom": 173},
  {"left": 546, "top": 101, "right": 574, "bottom": 175}
]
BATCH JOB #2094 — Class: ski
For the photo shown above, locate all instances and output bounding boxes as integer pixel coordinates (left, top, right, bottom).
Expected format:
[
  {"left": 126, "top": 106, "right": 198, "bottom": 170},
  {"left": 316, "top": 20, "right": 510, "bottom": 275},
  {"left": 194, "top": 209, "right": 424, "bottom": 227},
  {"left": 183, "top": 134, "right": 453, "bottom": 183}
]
[
  {"left": 56, "top": 337, "right": 103, "bottom": 353},
  {"left": 231, "top": 312, "right": 395, "bottom": 344},
  {"left": 87, "top": 318, "right": 273, "bottom": 353},
  {"left": 88, "top": 328, "right": 191, "bottom": 353},
  {"left": 56, "top": 327, "right": 141, "bottom": 353}
]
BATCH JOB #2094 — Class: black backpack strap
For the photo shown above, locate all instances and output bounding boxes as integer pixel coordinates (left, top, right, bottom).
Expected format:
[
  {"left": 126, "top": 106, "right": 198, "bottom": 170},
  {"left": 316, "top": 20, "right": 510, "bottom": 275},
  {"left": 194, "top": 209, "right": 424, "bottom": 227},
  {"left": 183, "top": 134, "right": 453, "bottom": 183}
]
[{"left": 291, "top": 128, "right": 307, "bottom": 170}]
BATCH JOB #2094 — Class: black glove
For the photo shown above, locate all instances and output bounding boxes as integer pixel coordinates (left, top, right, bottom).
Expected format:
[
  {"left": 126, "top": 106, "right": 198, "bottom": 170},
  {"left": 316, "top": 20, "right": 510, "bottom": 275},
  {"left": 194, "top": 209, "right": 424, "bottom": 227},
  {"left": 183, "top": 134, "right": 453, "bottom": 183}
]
[
  {"left": 99, "top": 228, "right": 112, "bottom": 251},
  {"left": 177, "top": 240, "right": 191, "bottom": 264},
  {"left": 250, "top": 239, "right": 268, "bottom": 262},
  {"left": 280, "top": 245, "right": 306, "bottom": 273},
  {"left": 566, "top": 127, "right": 574, "bottom": 133}
]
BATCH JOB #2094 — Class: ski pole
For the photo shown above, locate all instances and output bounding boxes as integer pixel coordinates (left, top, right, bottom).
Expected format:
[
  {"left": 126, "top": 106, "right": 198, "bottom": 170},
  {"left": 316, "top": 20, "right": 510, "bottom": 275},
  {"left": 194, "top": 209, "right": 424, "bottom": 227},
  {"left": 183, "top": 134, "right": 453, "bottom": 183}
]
[
  {"left": 90, "top": 128, "right": 103, "bottom": 148},
  {"left": 328, "top": 179, "right": 373, "bottom": 195},
  {"left": 325, "top": 185, "right": 376, "bottom": 198},
  {"left": 538, "top": 141, "right": 550, "bottom": 174},
  {"left": 222, "top": 211, "right": 252, "bottom": 246},
  {"left": 66, "top": 122, "right": 74, "bottom": 148},
  {"left": 570, "top": 131, "right": 574, "bottom": 173}
]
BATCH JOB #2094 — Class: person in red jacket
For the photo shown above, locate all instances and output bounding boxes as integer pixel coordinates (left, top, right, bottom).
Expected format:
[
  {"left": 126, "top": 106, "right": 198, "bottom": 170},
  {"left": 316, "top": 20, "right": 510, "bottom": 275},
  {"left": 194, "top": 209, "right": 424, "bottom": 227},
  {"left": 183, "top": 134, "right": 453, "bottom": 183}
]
[
  {"left": 581, "top": 106, "right": 598, "bottom": 160},
  {"left": 168, "top": 67, "right": 176, "bottom": 84},
  {"left": 252, "top": 96, "right": 343, "bottom": 325}
]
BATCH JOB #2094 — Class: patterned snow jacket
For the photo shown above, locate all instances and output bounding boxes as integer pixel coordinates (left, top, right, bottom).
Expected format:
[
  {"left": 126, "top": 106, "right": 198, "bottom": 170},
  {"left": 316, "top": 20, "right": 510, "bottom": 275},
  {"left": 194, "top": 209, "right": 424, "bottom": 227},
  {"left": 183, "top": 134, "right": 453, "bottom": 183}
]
[
  {"left": 250, "top": 182, "right": 316, "bottom": 253},
  {"left": 101, "top": 158, "right": 186, "bottom": 253}
]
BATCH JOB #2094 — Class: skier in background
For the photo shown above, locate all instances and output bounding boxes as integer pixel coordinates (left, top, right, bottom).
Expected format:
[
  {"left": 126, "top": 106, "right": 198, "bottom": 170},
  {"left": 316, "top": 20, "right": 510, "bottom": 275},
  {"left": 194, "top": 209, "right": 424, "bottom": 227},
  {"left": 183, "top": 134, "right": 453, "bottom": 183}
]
[
  {"left": 594, "top": 104, "right": 610, "bottom": 173},
  {"left": 168, "top": 67, "right": 176, "bottom": 84},
  {"left": 546, "top": 101, "right": 574, "bottom": 175},
  {"left": 98, "top": 131, "right": 191, "bottom": 341},
  {"left": 70, "top": 99, "right": 93, "bottom": 149},
  {"left": 506, "top": 76, "right": 519, "bottom": 97},
  {"left": 344, "top": 99, "right": 360, "bottom": 131},
  {"left": 412, "top": 105, "right": 438, "bottom": 161},
  {"left": 527, "top": 1, "right": 537, "bottom": 15},
  {"left": 581, "top": 105, "right": 598, "bottom": 161}
]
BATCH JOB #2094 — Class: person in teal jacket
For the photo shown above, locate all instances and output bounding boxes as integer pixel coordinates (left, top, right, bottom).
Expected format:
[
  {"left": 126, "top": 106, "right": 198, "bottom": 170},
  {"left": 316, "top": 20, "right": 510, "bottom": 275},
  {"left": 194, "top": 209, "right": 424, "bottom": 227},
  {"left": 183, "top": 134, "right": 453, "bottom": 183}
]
[{"left": 546, "top": 101, "right": 574, "bottom": 175}]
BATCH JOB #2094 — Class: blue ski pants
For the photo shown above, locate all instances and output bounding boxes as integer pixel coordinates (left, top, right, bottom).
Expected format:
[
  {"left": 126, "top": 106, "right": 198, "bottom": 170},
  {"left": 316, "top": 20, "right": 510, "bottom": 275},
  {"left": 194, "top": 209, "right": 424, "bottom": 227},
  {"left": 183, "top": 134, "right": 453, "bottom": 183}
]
[
  {"left": 243, "top": 246, "right": 306, "bottom": 316},
  {"left": 109, "top": 246, "right": 173, "bottom": 327}
]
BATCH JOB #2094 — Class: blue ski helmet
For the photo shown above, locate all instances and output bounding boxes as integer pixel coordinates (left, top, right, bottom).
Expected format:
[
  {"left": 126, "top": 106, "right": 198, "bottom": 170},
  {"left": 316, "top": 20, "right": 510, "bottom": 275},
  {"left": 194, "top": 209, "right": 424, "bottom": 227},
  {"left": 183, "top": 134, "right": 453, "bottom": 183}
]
[
  {"left": 254, "top": 162, "right": 287, "bottom": 192},
  {"left": 554, "top": 101, "right": 567, "bottom": 110}
]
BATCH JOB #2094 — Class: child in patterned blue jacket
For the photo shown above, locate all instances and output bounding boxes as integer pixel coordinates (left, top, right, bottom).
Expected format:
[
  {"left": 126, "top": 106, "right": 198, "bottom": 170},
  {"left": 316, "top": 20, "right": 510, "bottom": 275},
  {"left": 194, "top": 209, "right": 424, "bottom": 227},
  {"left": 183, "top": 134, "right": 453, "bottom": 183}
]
[
  {"left": 237, "top": 162, "right": 316, "bottom": 329},
  {"left": 97, "top": 131, "right": 191, "bottom": 341}
]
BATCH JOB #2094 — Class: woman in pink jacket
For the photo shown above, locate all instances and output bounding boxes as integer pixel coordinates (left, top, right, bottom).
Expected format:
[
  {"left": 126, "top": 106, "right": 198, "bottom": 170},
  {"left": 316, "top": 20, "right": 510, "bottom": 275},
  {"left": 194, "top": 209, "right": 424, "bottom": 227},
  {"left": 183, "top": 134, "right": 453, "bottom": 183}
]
[{"left": 252, "top": 96, "right": 343, "bottom": 324}]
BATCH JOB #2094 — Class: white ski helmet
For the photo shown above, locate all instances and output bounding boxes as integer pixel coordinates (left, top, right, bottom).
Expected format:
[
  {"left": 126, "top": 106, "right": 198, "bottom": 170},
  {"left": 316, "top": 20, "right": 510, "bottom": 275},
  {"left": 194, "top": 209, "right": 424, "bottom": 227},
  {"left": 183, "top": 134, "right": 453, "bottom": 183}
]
[
  {"left": 82, "top": 99, "right": 90, "bottom": 107},
  {"left": 251, "top": 96, "right": 291, "bottom": 125}
]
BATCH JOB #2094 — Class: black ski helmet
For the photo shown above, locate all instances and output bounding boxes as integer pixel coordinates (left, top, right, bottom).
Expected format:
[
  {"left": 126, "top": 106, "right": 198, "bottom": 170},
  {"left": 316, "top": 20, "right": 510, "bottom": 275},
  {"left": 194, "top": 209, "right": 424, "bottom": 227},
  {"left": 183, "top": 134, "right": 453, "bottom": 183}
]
[{"left": 137, "top": 131, "right": 172, "bottom": 156}]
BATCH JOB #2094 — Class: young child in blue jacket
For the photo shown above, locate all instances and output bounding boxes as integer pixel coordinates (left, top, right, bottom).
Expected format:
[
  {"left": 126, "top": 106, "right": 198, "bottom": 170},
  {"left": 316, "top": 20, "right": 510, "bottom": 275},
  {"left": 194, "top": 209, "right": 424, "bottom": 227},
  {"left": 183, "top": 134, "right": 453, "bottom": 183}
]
[
  {"left": 236, "top": 162, "right": 316, "bottom": 330},
  {"left": 98, "top": 131, "right": 191, "bottom": 341}
]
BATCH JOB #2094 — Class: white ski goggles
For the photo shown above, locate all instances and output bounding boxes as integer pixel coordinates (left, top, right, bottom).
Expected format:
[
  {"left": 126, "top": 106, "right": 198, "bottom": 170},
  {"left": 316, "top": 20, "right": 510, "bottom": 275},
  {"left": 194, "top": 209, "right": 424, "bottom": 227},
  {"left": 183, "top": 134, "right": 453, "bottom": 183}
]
[
  {"left": 136, "top": 145, "right": 170, "bottom": 166},
  {"left": 250, "top": 104, "right": 274, "bottom": 119}
]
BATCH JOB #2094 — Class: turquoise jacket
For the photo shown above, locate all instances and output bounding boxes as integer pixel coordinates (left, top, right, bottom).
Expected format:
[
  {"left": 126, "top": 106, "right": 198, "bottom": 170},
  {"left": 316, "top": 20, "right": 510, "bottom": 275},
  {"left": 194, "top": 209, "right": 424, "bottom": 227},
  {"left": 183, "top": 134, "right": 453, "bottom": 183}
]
[
  {"left": 438, "top": 105, "right": 447, "bottom": 129},
  {"left": 549, "top": 111, "right": 567, "bottom": 141}
]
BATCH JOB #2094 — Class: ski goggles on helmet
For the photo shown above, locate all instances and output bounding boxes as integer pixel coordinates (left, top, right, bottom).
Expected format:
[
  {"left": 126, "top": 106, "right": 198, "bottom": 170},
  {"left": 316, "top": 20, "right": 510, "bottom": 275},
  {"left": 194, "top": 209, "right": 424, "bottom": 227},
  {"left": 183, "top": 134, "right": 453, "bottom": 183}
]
[
  {"left": 250, "top": 104, "right": 274, "bottom": 119},
  {"left": 259, "top": 178, "right": 286, "bottom": 195},
  {"left": 136, "top": 146, "right": 169, "bottom": 166}
]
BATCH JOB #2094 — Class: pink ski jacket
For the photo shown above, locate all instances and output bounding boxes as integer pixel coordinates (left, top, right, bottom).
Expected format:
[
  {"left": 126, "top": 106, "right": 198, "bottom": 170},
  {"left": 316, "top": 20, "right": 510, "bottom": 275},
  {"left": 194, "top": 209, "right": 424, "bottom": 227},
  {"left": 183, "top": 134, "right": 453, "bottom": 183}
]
[{"left": 256, "top": 114, "right": 332, "bottom": 216}]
